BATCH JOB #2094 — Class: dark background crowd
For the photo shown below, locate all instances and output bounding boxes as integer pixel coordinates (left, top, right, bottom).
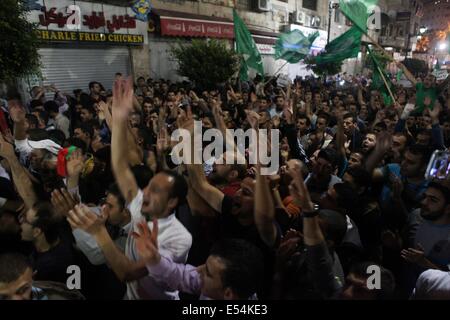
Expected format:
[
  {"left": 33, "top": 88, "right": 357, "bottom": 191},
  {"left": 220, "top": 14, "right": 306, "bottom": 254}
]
[{"left": 0, "top": 64, "right": 449, "bottom": 300}]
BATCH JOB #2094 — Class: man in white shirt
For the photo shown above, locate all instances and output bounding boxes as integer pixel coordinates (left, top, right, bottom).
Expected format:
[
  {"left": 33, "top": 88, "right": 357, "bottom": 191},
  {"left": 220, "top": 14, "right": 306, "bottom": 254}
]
[{"left": 67, "top": 77, "right": 192, "bottom": 300}]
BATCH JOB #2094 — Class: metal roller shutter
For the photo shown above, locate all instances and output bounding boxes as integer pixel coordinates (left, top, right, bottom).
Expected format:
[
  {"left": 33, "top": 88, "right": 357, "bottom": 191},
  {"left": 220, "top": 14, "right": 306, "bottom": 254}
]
[{"left": 39, "top": 47, "right": 131, "bottom": 93}]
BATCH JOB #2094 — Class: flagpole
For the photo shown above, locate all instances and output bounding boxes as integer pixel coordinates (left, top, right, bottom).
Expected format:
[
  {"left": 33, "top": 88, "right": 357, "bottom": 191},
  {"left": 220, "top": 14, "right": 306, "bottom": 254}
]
[
  {"left": 366, "top": 44, "right": 397, "bottom": 105},
  {"left": 263, "top": 61, "right": 289, "bottom": 86},
  {"left": 375, "top": 64, "right": 396, "bottom": 105}
]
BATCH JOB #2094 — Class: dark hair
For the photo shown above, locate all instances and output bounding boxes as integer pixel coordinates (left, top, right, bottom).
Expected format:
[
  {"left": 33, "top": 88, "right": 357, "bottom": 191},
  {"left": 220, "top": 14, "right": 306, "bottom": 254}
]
[
  {"left": 209, "top": 239, "right": 264, "bottom": 299},
  {"left": 79, "top": 93, "right": 95, "bottom": 109},
  {"left": 107, "top": 183, "right": 126, "bottom": 210},
  {"left": 317, "top": 112, "right": 330, "bottom": 125},
  {"left": 143, "top": 97, "right": 154, "bottom": 105},
  {"left": 406, "top": 144, "right": 433, "bottom": 165},
  {"left": 345, "top": 166, "right": 371, "bottom": 190},
  {"left": 131, "top": 165, "right": 154, "bottom": 189},
  {"left": 349, "top": 262, "right": 396, "bottom": 300},
  {"left": 43, "top": 100, "right": 59, "bottom": 114},
  {"left": 74, "top": 122, "right": 94, "bottom": 139},
  {"left": 333, "top": 182, "right": 358, "bottom": 214},
  {"left": 297, "top": 113, "right": 311, "bottom": 126},
  {"left": 47, "top": 129, "right": 65, "bottom": 146},
  {"left": 318, "top": 209, "right": 348, "bottom": 246},
  {"left": 30, "top": 99, "right": 43, "bottom": 109},
  {"left": 318, "top": 148, "right": 337, "bottom": 168},
  {"left": 343, "top": 112, "right": 357, "bottom": 123},
  {"left": 32, "top": 202, "right": 60, "bottom": 245},
  {"left": 25, "top": 114, "right": 39, "bottom": 128},
  {"left": 65, "top": 137, "right": 87, "bottom": 154},
  {"left": 27, "top": 128, "right": 49, "bottom": 141},
  {"left": 160, "top": 170, "right": 188, "bottom": 206},
  {"left": 88, "top": 81, "right": 104, "bottom": 91},
  {"left": 33, "top": 110, "right": 49, "bottom": 126},
  {"left": 416, "top": 128, "right": 432, "bottom": 138},
  {"left": 0, "top": 253, "right": 32, "bottom": 284},
  {"left": 427, "top": 181, "right": 450, "bottom": 204}
]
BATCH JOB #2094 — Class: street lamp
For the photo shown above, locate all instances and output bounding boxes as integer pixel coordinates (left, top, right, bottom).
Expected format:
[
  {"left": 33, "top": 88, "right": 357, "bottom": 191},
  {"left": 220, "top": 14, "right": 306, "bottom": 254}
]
[
  {"left": 438, "top": 42, "right": 448, "bottom": 51},
  {"left": 327, "top": 2, "right": 339, "bottom": 44}
]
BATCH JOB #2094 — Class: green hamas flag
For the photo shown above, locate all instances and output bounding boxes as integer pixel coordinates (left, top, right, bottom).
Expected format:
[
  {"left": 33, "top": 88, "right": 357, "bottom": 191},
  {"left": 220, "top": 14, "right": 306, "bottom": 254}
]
[
  {"left": 367, "top": 46, "right": 394, "bottom": 106},
  {"left": 274, "top": 30, "right": 319, "bottom": 63},
  {"left": 233, "top": 9, "right": 264, "bottom": 80},
  {"left": 339, "top": 0, "right": 379, "bottom": 34},
  {"left": 315, "top": 27, "right": 362, "bottom": 65}
]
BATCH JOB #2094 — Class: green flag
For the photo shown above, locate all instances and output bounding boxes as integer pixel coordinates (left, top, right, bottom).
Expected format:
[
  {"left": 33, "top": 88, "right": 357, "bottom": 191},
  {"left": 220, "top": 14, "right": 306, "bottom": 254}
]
[
  {"left": 339, "top": 0, "right": 379, "bottom": 34},
  {"left": 396, "top": 69, "right": 403, "bottom": 82},
  {"left": 233, "top": 9, "right": 264, "bottom": 80},
  {"left": 274, "top": 30, "right": 319, "bottom": 63},
  {"left": 315, "top": 27, "right": 362, "bottom": 65},
  {"left": 367, "top": 46, "right": 394, "bottom": 106}
]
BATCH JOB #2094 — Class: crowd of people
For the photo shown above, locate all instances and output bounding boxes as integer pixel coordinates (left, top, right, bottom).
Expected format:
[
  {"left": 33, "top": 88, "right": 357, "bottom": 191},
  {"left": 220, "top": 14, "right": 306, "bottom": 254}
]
[{"left": 0, "top": 62, "right": 449, "bottom": 300}]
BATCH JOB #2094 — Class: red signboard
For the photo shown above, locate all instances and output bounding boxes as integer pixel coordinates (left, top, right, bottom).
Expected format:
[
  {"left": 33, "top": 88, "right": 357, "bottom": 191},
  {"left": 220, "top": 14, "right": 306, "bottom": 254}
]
[{"left": 160, "top": 17, "right": 234, "bottom": 39}]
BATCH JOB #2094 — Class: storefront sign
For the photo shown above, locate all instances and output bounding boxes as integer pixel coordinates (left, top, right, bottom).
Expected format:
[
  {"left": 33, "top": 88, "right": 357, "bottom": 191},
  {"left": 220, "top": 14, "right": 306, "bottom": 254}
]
[
  {"left": 36, "top": 29, "right": 144, "bottom": 45},
  {"left": 26, "top": 1, "right": 148, "bottom": 44},
  {"left": 39, "top": 6, "right": 137, "bottom": 32},
  {"left": 160, "top": 17, "right": 234, "bottom": 38},
  {"left": 256, "top": 43, "right": 275, "bottom": 55}
]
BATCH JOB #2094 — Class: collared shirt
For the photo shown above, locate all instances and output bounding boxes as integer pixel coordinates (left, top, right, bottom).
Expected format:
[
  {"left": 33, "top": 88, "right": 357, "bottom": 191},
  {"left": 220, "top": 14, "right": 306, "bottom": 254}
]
[
  {"left": 147, "top": 255, "right": 258, "bottom": 300},
  {"left": 125, "top": 189, "right": 192, "bottom": 300},
  {"left": 73, "top": 217, "right": 131, "bottom": 266}
]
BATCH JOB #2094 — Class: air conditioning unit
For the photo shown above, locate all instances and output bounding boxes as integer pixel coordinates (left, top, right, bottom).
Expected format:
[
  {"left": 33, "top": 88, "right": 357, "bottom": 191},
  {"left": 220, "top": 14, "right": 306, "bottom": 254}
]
[
  {"left": 293, "top": 11, "right": 305, "bottom": 24},
  {"left": 257, "top": 0, "right": 272, "bottom": 12},
  {"left": 311, "top": 16, "right": 321, "bottom": 28}
]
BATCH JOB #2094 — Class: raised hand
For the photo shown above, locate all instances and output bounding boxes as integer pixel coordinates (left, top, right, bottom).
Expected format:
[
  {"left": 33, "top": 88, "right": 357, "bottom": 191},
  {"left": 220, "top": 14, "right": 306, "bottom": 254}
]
[
  {"left": 156, "top": 127, "right": 170, "bottom": 154},
  {"left": 132, "top": 220, "right": 161, "bottom": 265},
  {"left": 51, "top": 188, "right": 80, "bottom": 217},
  {"left": 401, "top": 244, "right": 427, "bottom": 267},
  {"left": 287, "top": 159, "right": 314, "bottom": 212},
  {"left": 428, "top": 102, "right": 441, "bottom": 123},
  {"left": 67, "top": 204, "right": 107, "bottom": 235},
  {"left": 246, "top": 110, "right": 260, "bottom": 130},
  {"left": 375, "top": 131, "right": 392, "bottom": 154},
  {"left": 9, "top": 103, "right": 26, "bottom": 123},
  {"left": 66, "top": 148, "right": 84, "bottom": 177},
  {"left": 112, "top": 76, "right": 134, "bottom": 120}
]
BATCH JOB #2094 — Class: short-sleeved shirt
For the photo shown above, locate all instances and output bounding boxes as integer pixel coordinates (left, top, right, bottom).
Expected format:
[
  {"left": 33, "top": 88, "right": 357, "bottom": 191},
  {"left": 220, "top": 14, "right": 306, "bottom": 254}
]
[{"left": 124, "top": 189, "right": 192, "bottom": 300}]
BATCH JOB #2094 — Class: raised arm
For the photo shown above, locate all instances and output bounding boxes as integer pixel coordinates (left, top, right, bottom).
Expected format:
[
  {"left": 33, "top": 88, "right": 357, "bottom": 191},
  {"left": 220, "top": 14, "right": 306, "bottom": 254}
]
[
  {"left": 9, "top": 103, "right": 27, "bottom": 142},
  {"left": 254, "top": 166, "right": 277, "bottom": 247},
  {"left": 0, "top": 134, "right": 37, "bottom": 209},
  {"left": 111, "top": 77, "right": 139, "bottom": 203},
  {"left": 67, "top": 204, "right": 148, "bottom": 281},
  {"left": 179, "top": 111, "right": 225, "bottom": 213}
]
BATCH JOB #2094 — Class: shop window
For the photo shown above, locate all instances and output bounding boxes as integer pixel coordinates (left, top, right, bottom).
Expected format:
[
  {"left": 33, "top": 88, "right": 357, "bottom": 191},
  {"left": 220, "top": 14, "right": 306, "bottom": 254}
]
[
  {"left": 303, "top": 0, "right": 317, "bottom": 11},
  {"left": 334, "top": 9, "right": 340, "bottom": 23}
]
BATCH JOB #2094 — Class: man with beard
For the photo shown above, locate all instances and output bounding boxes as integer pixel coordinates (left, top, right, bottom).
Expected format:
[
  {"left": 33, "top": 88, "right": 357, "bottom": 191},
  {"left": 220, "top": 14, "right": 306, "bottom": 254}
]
[
  {"left": 305, "top": 148, "right": 342, "bottom": 203},
  {"left": 404, "top": 182, "right": 450, "bottom": 272},
  {"left": 361, "top": 132, "right": 377, "bottom": 155},
  {"left": 208, "top": 151, "right": 247, "bottom": 197},
  {"left": 68, "top": 78, "right": 192, "bottom": 300}
]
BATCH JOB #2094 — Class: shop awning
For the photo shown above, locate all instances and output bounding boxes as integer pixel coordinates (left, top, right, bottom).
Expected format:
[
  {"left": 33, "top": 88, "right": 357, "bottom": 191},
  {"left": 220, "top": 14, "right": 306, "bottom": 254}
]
[
  {"left": 152, "top": 9, "right": 234, "bottom": 39},
  {"left": 151, "top": 9, "right": 280, "bottom": 43}
]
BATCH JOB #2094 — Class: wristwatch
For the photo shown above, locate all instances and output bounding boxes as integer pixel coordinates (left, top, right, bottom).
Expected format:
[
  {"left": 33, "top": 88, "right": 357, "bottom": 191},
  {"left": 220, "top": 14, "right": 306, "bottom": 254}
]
[{"left": 302, "top": 204, "right": 319, "bottom": 218}]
